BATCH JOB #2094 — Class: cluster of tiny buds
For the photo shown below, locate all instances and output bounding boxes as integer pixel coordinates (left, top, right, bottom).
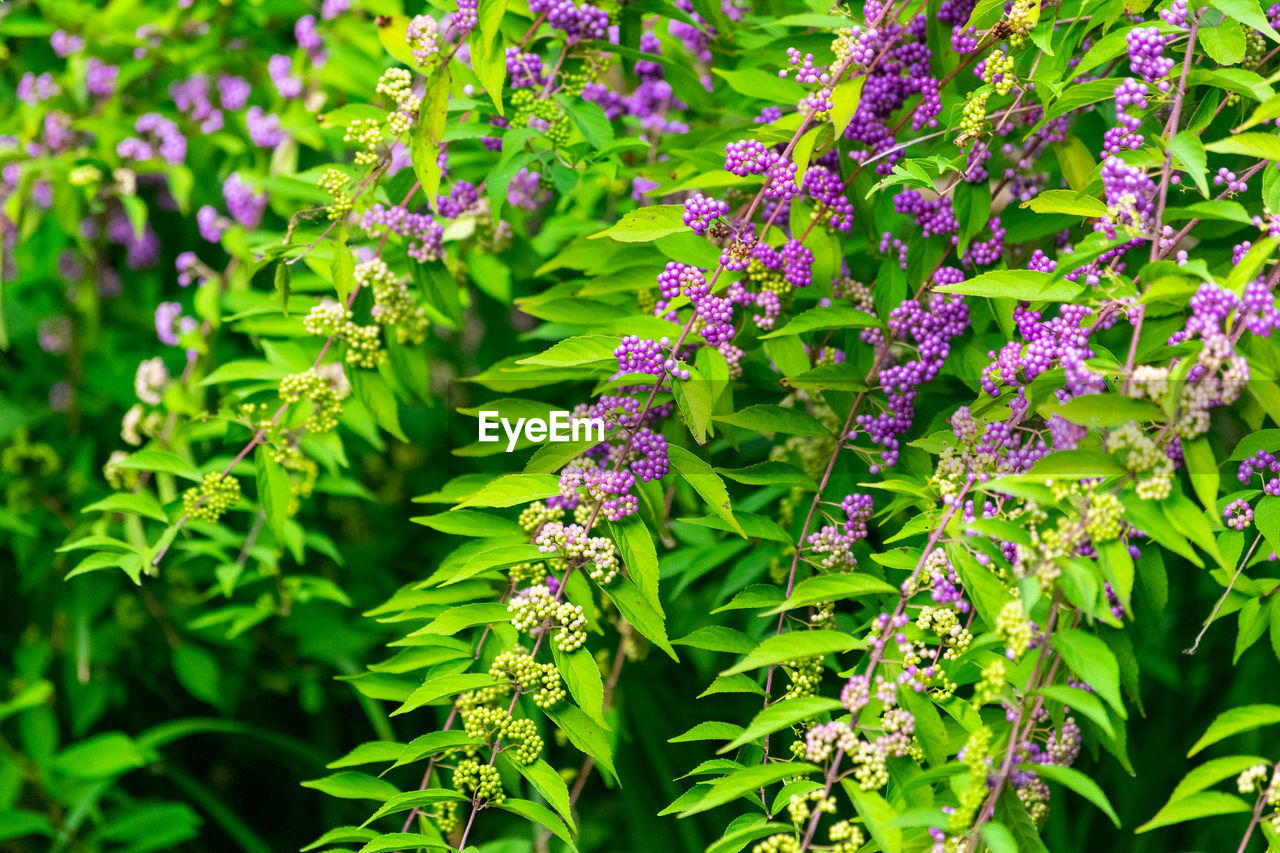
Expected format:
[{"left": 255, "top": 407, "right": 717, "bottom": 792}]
[
  {"left": 519, "top": 501, "right": 564, "bottom": 534},
  {"left": 317, "top": 169, "right": 352, "bottom": 219},
  {"left": 343, "top": 117, "right": 381, "bottom": 165},
  {"left": 454, "top": 758, "right": 504, "bottom": 804},
  {"left": 303, "top": 299, "right": 386, "bottom": 368},
  {"left": 489, "top": 649, "right": 564, "bottom": 707},
  {"left": 182, "top": 472, "right": 240, "bottom": 523},
  {"left": 996, "top": 600, "right": 1033, "bottom": 660},
  {"left": 279, "top": 367, "right": 347, "bottom": 432},
  {"left": 358, "top": 258, "right": 428, "bottom": 344},
  {"left": 508, "top": 583, "right": 588, "bottom": 651}
]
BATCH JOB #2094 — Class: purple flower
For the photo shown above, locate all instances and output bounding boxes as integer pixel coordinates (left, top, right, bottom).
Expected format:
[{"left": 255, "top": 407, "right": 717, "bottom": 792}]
[
  {"left": 245, "top": 106, "right": 285, "bottom": 148},
  {"left": 223, "top": 173, "right": 267, "bottom": 229},
  {"left": 218, "top": 75, "right": 251, "bottom": 111}
]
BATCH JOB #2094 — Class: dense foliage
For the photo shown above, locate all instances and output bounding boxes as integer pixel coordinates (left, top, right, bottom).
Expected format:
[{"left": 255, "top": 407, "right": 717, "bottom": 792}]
[{"left": 7, "top": 0, "right": 1280, "bottom": 851}]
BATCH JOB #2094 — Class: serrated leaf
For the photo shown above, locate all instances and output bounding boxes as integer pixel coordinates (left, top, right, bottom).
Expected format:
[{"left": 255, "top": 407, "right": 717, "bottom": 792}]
[
  {"left": 722, "top": 630, "right": 862, "bottom": 676},
  {"left": 1135, "top": 791, "right": 1252, "bottom": 833},
  {"left": 669, "top": 445, "right": 745, "bottom": 537},
  {"left": 113, "top": 447, "right": 202, "bottom": 482},
  {"left": 589, "top": 205, "right": 687, "bottom": 242},
  {"left": 1032, "top": 763, "right": 1120, "bottom": 826},
  {"left": 678, "top": 762, "right": 819, "bottom": 817},
  {"left": 712, "top": 405, "right": 829, "bottom": 437},
  {"left": 934, "top": 270, "right": 1083, "bottom": 301},
  {"left": 301, "top": 771, "right": 400, "bottom": 802},
  {"left": 553, "top": 645, "right": 607, "bottom": 729},
  {"left": 1053, "top": 629, "right": 1126, "bottom": 719},
  {"left": 546, "top": 702, "right": 618, "bottom": 783},
  {"left": 719, "top": 696, "right": 842, "bottom": 753},
  {"left": 1188, "top": 704, "right": 1280, "bottom": 756}
]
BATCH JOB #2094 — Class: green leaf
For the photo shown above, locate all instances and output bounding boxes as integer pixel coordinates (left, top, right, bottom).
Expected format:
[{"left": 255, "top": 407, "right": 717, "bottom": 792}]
[
  {"left": 199, "top": 359, "right": 291, "bottom": 386},
  {"left": 352, "top": 370, "right": 407, "bottom": 442},
  {"left": 674, "top": 367, "right": 715, "bottom": 445},
  {"left": 360, "top": 789, "right": 471, "bottom": 825},
  {"left": 495, "top": 799, "right": 579, "bottom": 849},
  {"left": 1168, "top": 754, "right": 1273, "bottom": 803},
  {"left": 0, "top": 810, "right": 53, "bottom": 842},
  {"left": 980, "top": 824, "right": 1018, "bottom": 853},
  {"left": 411, "top": 509, "right": 524, "bottom": 538},
  {"left": 604, "top": 576, "right": 677, "bottom": 660},
  {"left": 412, "top": 68, "right": 451, "bottom": 211},
  {"left": 1055, "top": 137, "right": 1098, "bottom": 191},
  {"left": 516, "top": 335, "right": 620, "bottom": 367},
  {"left": 255, "top": 447, "right": 290, "bottom": 543},
  {"left": 668, "top": 445, "right": 745, "bottom": 537},
  {"left": 453, "top": 474, "right": 561, "bottom": 508},
  {"left": 545, "top": 702, "right": 618, "bottom": 784},
  {"left": 717, "top": 462, "right": 817, "bottom": 490},
  {"left": 391, "top": 731, "right": 483, "bottom": 769},
  {"left": 712, "top": 405, "right": 829, "bottom": 437},
  {"left": 1200, "top": 20, "right": 1248, "bottom": 65},
  {"left": 172, "top": 645, "right": 222, "bottom": 706},
  {"left": 553, "top": 645, "right": 607, "bottom": 729},
  {"left": 1183, "top": 436, "right": 1220, "bottom": 512},
  {"left": 357, "top": 833, "right": 450, "bottom": 852},
  {"left": 711, "top": 67, "right": 808, "bottom": 103},
  {"left": 1053, "top": 629, "right": 1126, "bottom": 719},
  {"left": 113, "top": 447, "right": 202, "bottom": 482},
  {"left": 766, "top": 573, "right": 898, "bottom": 613},
  {"left": 722, "top": 629, "right": 862, "bottom": 676},
  {"left": 1026, "top": 450, "right": 1125, "bottom": 479},
  {"left": 327, "top": 741, "right": 406, "bottom": 769},
  {"left": 392, "top": 673, "right": 495, "bottom": 716},
  {"left": 718, "top": 696, "right": 842, "bottom": 753},
  {"left": 470, "top": 0, "right": 506, "bottom": 114},
  {"left": 1168, "top": 131, "right": 1208, "bottom": 196},
  {"left": 830, "top": 76, "right": 865, "bottom": 137},
  {"left": 274, "top": 260, "right": 291, "bottom": 315},
  {"left": 677, "top": 762, "right": 819, "bottom": 817},
  {"left": 1214, "top": 0, "right": 1280, "bottom": 41},
  {"left": 1206, "top": 132, "right": 1280, "bottom": 161},
  {"left": 608, "top": 513, "right": 662, "bottom": 612},
  {"left": 589, "top": 205, "right": 687, "bottom": 242},
  {"left": 51, "top": 732, "right": 147, "bottom": 779},
  {"left": 1032, "top": 763, "right": 1120, "bottom": 827},
  {"left": 934, "top": 270, "right": 1083, "bottom": 301},
  {"left": 375, "top": 15, "right": 420, "bottom": 66},
  {"left": 677, "top": 511, "right": 790, "bottom": 543},
  {"left": 669, "top": 721, "right": 745, "bottom": 743},
  {"left": 502, "top": 757, "right": 577, "bottom": 833},
  {"left": 673, "top": 626, "right": 755, "bottom": 654},
  {"left": 1020, "top": 189, "right": 1107, "bottom": 217},
  {"left": 846, "top": 784, "right": 903, "bottom": 853},
  {"left": 81, "top": 492, "right": 169, "bottom": 523},
  {"left": 1047, "top": 394, "right": 1165, "bottom": 428},
  {"left": 1135, "top": 791, "right": 1253, "bottom": 833},
  {"left": 1188, "top": 704, "right": 1280, "bottom": 756},
  {"left": 559, "top": 95, "right": 613, "bottom": 150},
  {"left": 301, "top": 771, "right": 400, "bottom": 802}
]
